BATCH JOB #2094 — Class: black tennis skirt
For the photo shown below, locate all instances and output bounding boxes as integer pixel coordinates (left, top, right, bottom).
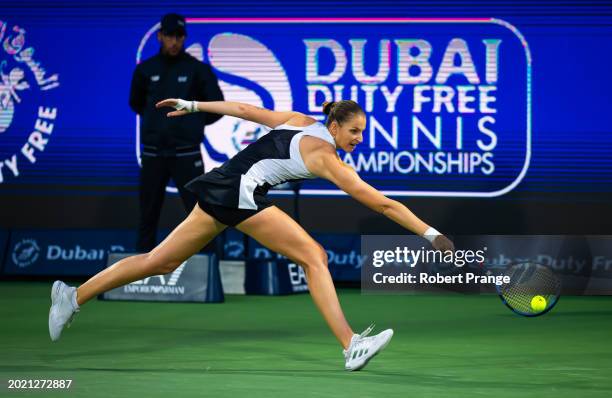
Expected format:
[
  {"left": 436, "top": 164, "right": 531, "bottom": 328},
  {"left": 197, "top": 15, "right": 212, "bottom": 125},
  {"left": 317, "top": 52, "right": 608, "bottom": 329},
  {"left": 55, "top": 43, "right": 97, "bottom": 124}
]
[
  {"left": 185, "top": 170, "right": 273, "bottom": 227},
  {"left": 196, "top": 200, "right": 270, "bottom": 227}
]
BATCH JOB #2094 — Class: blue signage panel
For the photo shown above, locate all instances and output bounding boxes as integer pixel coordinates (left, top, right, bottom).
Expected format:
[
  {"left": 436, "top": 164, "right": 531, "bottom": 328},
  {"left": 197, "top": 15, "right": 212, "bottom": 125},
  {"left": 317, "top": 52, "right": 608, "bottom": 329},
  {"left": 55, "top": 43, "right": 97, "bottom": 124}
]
[
  {"left": 101, "top": 252, "right": 224, "bottom": 302},
  {"left": 139, "top": 18, "right": 529, "bottom": 197},
  {"left": 4, "top": 229, "right": 136, "bottom": 276},
  {"left": 244, "top": 258, "right": 309, "bottom": 295},
  {"left": 0, "top": 15, "right": 609, "bottom": 197},
  {"left": 249, "top": 233, "right": 362, "bottom": 282}
]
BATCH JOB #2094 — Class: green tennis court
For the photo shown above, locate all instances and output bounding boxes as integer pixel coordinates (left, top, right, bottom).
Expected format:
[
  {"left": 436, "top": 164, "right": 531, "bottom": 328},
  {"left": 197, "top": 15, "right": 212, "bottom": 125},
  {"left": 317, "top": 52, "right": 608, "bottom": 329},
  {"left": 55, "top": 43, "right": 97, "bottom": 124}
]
[{"left": 1, "top": 281, "right": 611, "bottom": 397}]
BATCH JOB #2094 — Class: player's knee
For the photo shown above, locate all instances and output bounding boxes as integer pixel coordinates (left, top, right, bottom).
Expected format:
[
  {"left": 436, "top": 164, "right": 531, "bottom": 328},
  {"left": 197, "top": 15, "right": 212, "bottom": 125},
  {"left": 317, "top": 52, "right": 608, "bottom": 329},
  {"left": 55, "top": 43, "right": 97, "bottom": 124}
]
[
  {"left": 300, "top": 245, "right": 328, "bottom": 273},
  {"left": 144, "top": 253, "right": 182, "bottom": 275},
  {"left": 317, "top": 243, "right": 328, "bottom": 265},
  {"left": 157, "top": 260, "right": 182, "bottom": 275}
]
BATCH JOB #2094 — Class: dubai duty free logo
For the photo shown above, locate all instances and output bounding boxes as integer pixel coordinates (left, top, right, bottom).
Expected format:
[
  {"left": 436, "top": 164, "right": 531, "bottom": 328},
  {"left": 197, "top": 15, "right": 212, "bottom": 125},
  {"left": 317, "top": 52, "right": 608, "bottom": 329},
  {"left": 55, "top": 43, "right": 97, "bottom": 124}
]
[
  {"left": 12, "top": 239, "right": 40, "bottom": 268},
  {"left": 0, "top": 20, "right": 59, "bottom": 183},
  {"left": 136, "top": 18, "right": 530, "bottom": 197}
]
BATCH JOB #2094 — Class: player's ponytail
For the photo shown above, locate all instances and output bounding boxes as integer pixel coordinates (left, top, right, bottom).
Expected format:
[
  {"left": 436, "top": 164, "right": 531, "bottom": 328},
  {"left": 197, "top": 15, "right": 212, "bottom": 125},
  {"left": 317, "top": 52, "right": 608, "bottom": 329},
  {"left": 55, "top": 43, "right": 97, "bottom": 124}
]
[
  {"left": 323, "top": 100, "right": 364, "bottom": 127},
  {"left": 322, "top": 101, "right": 336, "bottom": 116}
]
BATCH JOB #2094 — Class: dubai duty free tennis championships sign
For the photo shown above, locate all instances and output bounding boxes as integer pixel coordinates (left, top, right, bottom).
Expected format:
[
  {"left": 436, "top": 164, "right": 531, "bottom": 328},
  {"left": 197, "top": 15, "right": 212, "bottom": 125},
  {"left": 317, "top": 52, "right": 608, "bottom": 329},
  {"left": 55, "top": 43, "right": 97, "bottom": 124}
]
[{"left": 136, "top": 18, "right": 531, "bottom": 197}]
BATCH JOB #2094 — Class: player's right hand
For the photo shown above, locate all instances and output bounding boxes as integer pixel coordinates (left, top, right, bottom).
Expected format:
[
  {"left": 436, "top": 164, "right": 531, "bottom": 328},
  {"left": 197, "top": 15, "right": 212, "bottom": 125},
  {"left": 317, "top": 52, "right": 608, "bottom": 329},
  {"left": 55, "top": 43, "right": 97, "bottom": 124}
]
[{"left": 432, "top": 235, "right": 455, "bottom": 252}]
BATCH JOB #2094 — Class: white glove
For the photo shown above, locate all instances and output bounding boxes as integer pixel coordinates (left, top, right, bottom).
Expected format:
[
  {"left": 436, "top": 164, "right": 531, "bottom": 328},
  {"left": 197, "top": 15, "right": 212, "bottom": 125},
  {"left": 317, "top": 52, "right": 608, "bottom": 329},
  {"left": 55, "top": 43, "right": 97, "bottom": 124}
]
[{"left": 174, "top": 99, "right": 198, "bottom": 113}]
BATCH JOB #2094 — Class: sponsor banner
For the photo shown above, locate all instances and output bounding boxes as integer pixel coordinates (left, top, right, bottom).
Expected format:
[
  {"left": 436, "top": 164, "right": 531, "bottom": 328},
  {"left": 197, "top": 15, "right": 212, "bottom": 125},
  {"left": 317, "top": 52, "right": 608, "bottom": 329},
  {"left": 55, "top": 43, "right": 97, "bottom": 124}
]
[
  {"left": 361, "top": 235, "right": 612, "bottom": 295},
  {"left": 245, "top": 258, "right": 308, "bottom": 295},
  {"left": 248, "top": 233, "right": 362, "bottom": 282},
  {"left": 1, "top": 12, "right": 610, "bottom": 205},
  {"left": 136, "top": 18, "right": 529, "bottom": 197},
  {"left": 101, "top": 253, "right": 224, "bottom": 303},
  {"left": 4, "top": 229, "right": 135, "bottom": 276},
  {"left": 0, "top": 18, "right": 533, "bottom": 198}
]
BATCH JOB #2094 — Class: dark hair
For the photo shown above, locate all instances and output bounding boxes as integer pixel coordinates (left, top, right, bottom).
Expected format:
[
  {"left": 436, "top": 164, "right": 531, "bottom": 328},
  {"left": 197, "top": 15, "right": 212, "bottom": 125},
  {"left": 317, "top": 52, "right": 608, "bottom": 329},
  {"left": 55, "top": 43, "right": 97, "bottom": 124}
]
[{"left": 322, "top": 100, "right": 364, "bottom": 127}]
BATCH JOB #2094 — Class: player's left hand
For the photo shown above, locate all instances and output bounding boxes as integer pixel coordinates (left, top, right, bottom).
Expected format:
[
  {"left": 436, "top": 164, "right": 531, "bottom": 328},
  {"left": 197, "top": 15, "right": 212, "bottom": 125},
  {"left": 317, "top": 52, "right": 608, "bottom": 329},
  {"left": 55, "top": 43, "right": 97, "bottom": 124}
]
[{"left": 155, "top": 98, "right": 191, "bottom": 117}]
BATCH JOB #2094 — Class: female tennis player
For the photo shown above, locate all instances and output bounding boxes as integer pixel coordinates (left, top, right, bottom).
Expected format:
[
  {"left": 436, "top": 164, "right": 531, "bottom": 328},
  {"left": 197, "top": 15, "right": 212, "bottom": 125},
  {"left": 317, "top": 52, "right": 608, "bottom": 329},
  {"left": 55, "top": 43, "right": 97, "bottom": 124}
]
[{"left": 49, "top": 99, "right": 453, "bottom": 371}]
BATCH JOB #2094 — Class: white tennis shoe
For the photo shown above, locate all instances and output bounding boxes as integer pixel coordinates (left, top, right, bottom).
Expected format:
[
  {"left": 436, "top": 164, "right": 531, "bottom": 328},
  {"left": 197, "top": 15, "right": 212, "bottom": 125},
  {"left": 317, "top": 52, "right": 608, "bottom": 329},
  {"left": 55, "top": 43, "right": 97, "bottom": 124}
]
[
  {"left": 49, "top": 280, "right": 80, "bottom": 342},
  {"left": 343, "top": 324, "right": 394, "bottom": 371}
]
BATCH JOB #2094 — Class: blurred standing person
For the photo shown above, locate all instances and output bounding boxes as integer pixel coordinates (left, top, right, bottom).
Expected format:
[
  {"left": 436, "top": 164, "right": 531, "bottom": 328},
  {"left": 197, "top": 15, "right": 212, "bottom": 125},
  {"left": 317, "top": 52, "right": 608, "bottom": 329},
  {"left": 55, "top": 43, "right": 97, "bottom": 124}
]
[{"left": 129, "top": 13, "right": 224, "bottom": 252}]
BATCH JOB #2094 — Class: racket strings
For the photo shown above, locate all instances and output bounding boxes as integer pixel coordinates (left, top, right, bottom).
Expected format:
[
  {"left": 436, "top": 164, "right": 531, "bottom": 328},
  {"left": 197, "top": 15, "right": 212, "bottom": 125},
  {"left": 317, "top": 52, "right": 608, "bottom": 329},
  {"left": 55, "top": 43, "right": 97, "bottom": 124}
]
[{"left": 499, "top": 263, "right": 561, "bottom": 314}]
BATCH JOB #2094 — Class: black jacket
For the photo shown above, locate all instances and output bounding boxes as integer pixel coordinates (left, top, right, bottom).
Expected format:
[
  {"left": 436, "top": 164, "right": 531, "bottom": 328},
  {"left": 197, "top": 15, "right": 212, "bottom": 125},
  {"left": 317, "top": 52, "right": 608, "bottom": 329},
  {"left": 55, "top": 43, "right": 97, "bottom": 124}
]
[{"left": 129, "top": 50, "right": 224, "bottom": 150}]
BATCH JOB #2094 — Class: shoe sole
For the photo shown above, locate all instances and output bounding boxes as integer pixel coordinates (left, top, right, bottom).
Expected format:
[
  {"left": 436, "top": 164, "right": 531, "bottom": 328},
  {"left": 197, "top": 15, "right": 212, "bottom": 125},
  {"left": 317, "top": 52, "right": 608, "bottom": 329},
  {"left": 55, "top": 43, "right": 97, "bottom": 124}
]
[
  {"left": 49, "top": 281, "right": 64, "bottom": 342},
  {"left": 346, "top": 331, "right": 394, "bottom": 371}
]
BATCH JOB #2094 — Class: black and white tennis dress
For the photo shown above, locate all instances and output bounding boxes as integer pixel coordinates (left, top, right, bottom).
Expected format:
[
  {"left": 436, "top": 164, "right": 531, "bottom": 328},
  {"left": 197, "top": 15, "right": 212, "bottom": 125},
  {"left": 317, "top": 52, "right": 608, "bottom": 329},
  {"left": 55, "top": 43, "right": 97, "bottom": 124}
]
[{"left": 185, "top": 121, "right": 335, "bottom": 226}]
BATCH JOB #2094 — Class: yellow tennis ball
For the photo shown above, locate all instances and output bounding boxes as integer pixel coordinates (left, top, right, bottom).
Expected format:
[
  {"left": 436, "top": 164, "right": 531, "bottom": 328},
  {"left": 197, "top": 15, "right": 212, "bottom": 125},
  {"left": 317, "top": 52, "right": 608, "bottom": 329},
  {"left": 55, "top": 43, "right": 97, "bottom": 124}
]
[{"left": 531, "top": 295, "right": 547, "bottom": 312}]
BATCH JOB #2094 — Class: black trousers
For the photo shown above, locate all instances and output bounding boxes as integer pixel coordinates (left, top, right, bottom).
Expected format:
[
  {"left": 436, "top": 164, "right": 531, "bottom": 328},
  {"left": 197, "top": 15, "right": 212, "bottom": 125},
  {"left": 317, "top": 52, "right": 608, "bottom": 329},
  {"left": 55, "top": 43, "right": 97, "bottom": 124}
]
[{"left": 137, "top": 152, "right": 204, "bottom": 252}]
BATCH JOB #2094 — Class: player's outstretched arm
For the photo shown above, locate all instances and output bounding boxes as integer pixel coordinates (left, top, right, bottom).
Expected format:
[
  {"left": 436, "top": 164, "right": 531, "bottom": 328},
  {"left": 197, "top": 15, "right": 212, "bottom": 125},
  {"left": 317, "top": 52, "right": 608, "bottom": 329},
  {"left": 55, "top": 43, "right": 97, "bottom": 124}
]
[
  {"left": 306, "top": 143, "right": 454, "bottom": 251},
  {"left": 155, "top": 98, "right": 305, "bottom": 129}
]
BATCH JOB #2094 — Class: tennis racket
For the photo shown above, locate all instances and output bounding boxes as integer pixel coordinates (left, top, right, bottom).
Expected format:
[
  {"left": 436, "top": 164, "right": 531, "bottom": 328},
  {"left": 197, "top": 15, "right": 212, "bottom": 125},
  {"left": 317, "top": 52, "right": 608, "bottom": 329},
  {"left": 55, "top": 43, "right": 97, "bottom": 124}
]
[{"left": 485, "top": 261, "right": 562, "bottom": 317}]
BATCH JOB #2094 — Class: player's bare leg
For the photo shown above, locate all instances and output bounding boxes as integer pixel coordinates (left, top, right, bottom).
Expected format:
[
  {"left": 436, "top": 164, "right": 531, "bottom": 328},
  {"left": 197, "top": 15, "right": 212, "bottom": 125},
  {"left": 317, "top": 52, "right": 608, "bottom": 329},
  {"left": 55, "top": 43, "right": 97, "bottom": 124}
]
[
  {"left": 49, "top": 205, "right": 226, "bottom": 341},
  {"left": 237, "top": 206, "right": 354, "bottom": 348},
  {"left": 237, "top": 206, "right": 393, "bottom": 370}
]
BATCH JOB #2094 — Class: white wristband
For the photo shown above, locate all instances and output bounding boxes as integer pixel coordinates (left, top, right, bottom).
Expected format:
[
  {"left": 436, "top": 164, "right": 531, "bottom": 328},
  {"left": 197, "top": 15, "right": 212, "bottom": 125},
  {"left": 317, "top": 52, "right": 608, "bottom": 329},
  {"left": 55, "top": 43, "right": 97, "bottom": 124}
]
[
  {"left": 175, "top": 99, "right": 198, "bottom": 113},
  {"left": 423, "top": 227, "right": 441, "bottom": 243}
]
